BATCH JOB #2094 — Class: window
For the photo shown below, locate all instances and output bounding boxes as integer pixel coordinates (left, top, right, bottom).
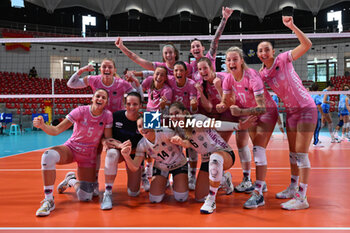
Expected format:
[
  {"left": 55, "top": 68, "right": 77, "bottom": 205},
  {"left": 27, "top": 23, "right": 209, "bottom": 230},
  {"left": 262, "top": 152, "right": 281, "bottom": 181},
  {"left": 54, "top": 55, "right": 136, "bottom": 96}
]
[
  {"left": 346, "top": 58, "right": 350, "bottom": 68},
  {"left": 82, "top": 15, "right": 96, "bottom": 37},
  {"left": 11, "top": 0, "right": 24, "bottom": 8},
  {"left": 327, "top": 10, "right": 342, "bottom": 32},
  {"left": 307, "top": 58, "right": 337, "bottom": 82}
]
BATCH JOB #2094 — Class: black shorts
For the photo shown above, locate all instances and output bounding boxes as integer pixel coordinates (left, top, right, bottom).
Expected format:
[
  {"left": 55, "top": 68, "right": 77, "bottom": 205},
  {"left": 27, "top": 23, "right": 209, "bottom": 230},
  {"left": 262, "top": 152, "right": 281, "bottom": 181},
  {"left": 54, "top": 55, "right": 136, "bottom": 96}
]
[
  {"left": 153, "top": 162, "right": 188, "bottom": 178},
  {"left": 199, "top": 150, "right": 235, "bottom": 172}
]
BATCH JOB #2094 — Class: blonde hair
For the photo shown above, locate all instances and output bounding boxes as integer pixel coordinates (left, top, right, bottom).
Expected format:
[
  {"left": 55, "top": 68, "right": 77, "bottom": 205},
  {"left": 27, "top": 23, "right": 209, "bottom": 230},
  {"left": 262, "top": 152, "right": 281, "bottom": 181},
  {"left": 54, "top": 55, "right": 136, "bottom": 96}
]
[{"left": 225, "top": 46, "right": 249, "bottom": 71}]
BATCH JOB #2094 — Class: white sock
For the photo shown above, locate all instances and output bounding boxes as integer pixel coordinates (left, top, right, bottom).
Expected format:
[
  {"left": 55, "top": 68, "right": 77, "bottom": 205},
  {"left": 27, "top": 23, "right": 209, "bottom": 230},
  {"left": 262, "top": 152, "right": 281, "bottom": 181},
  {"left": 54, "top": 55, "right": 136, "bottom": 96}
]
[
  {"left": 68, "top": 178, "right": 78, "bottom": 187},
  {"left": 105, "top": 183, "right": 113, "bottom": 194},
  {"left": 290, "top": 175, "right": 299, "bottom": 189},
  {"left": 254, "top": 180, "right": 265, "bottom": 195},
  {"left": 44, "top": 185, "right": 54, "bottom": 200},
  {"left": 298, "top": 183, "right": 308, "bottom": 198}
]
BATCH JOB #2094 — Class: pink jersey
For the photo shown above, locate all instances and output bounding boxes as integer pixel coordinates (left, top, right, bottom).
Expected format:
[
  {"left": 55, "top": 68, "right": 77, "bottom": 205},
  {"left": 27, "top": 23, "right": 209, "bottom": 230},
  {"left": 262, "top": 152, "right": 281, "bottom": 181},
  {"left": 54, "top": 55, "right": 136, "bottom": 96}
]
[
  {"left": 190, "top": 53, "right": 216, "bottom": 82},
  {"left": 88, "top": 75, "right": 133, "bottom": 112},
  {"left": 259, "top": 51, "right": 315, "bottom": 111},
  {"left": 196, "top": 72, "right": 227, "bottom": 117},
  {"left": 153, "top": 61, "right": 192, "bottom": 77},
  {"left": 222, "top": 69, "right": 276, "bottom": 109},
  {"left": 64, "top": 105, "right": 113, "bottom": 153},
  {"left": 167, "top": 76, "right": 197, "bottom": 110},
  {"left": 142, "top": 76, "right": 173, "bottom": 111}
]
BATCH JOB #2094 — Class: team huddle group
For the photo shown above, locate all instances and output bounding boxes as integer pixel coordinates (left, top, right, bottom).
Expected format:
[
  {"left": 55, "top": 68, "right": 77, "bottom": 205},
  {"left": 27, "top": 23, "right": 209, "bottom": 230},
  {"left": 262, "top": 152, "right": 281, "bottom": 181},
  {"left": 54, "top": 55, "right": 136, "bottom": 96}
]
[{"left": 34, "top": 7, "right": 319, "bottom": 217}]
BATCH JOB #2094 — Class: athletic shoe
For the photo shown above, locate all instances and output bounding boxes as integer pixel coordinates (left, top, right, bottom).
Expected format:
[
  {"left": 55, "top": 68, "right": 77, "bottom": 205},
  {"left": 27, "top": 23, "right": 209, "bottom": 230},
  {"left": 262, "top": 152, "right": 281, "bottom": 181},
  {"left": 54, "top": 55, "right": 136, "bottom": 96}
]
[
  {"left": 188, "top": 175, "right": 196, "bottom": 191},
  {"left": 331, "top": 137, "right": 341, "bottom": 143},
  {"left": 57, "top": 171, "right": 76, "bottom": 194},
  {"left": 313, "top": 141, "right": 324, "bottom": 147},
  {"left": 243, "top": 192, "right": 265, "bottom": 209},
  {"left": 234, "top": 176, "right": 253, "bottom": 193},
  {"left": 93, "top": 183, "right": 99, "bottom": 197},
  {"left": 281, "top": 193, "right": 309, "bottom": 210},
  {"left": 100, "top": 192, "right": 113, "bottom": 210},
  {"left": 141, "top": 177, "right": 150, "bottom": 192},
  {"left": 276, "top": 186, "right": 298, "bottom": 199},
  {"left": 36, "top": 199, "right": 55, "bottom": 217},
  {"left": 200, "top": 196, "right": 216, "bottom": 214},
  {"left": 245, "top": 182, "right": 268, "bottom": 194},
  {"left": 222, "top": 172, "right": 234, "bottom": 195}
]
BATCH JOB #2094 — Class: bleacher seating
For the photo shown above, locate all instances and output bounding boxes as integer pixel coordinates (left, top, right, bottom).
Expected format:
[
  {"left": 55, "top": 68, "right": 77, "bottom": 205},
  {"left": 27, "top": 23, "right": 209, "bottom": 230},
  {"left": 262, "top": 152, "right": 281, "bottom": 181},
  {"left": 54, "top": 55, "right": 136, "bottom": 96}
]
[
  {"left": 329, "top": 75, "right": 350, "bottom": 112},
  {"left": 1, "top": 70, "right": 92, "bottom": 117}
]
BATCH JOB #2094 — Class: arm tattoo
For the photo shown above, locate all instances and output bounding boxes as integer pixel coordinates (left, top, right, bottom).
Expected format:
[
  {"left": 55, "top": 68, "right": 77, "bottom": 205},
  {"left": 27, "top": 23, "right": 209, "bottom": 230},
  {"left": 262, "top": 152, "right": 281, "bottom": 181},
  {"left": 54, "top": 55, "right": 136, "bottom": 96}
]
[{"left": 209, "top": 17, "right": 227, "bottom": 57}]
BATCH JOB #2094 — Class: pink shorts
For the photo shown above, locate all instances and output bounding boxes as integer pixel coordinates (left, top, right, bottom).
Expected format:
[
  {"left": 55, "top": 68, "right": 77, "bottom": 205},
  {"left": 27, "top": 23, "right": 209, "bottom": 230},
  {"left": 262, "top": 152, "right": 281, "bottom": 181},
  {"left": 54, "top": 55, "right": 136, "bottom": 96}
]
[
  {"left": 64, "top": 142, "right": 97, "bottom": 168},
  {"left": 258, "top": 107, "right": 278, "bottom": 125},
  {"left": 286, "top": 107, "right": 317, "bottom": 129}
]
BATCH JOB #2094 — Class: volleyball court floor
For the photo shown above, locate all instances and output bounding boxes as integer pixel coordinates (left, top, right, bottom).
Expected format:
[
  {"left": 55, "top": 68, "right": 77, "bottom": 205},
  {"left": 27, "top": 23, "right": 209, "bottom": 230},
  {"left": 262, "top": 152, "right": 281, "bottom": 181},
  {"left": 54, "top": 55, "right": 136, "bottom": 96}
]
[{"left": 0, "top": 130, "right": 350, "bottom": 233}]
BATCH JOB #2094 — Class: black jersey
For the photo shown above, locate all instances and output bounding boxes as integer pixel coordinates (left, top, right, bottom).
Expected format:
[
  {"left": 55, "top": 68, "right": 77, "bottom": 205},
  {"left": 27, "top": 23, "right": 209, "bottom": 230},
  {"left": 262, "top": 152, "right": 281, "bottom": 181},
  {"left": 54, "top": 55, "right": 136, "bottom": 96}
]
[{"left": 112, "top": 110, "right": 142, "bottom": 150}]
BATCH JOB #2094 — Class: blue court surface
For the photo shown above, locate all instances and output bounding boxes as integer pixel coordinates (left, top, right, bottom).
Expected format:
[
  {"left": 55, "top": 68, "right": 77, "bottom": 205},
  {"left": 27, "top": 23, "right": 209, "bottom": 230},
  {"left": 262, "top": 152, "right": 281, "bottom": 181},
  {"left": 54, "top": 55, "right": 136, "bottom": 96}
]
[
  {"left": 0, "top": 130, "right": 72, "bottom": 158},
  {"left": 0, "top": 128, "right": 334, "bottom": 158}
]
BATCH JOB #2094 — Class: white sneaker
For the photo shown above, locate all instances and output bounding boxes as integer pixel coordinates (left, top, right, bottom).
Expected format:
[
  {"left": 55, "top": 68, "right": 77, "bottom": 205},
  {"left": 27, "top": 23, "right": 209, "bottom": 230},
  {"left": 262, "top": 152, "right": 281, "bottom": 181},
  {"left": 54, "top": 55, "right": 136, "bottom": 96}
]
[
  {"left": 57, "top": 172, "right": 76, "bottom": 193},
  {"left": 200, "top": 196, "right": 216, "bottom": 214},
  {"left": 313, "top": 141, "right": 324, "bottom": 147},
  {"left": 36, "top": 199, "right": 55, "bottom": 217},
  {"left": 188, "top": 175, "right": 196, "bottom": 191},
  {"left": 281, "top": 193, "right": 309, "bottom": 210},
  {"left": 100, "top": 192, "right": 113, "bottom": 210},
  {"left": 331, "top": 137, "right": 341, "bottom": 143},
  {"left": 141, "top": 177, "right": 150, "bottom": 192},
  {"left": 221, "top": 172, "right": 234, "bottom": 195},
  {"left": 234, "top": 177, "right": 253, "bottom": 193},
  {"left": 276, "top": 186, "right": 298, "bottom": 199}
]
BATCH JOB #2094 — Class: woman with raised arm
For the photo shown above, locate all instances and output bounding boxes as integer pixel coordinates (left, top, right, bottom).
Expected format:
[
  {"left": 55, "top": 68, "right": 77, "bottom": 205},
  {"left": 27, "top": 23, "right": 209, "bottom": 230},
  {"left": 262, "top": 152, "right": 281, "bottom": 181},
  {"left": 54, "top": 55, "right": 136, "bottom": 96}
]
[
  {"left": 189, "top": 7, "right": 233, "bottom": 81},
  {"left": 115, "top": 38, "right": 190, "bottom": 76},
  {"left": 257, "top": 16, "right": 316, "bottom": 210},
  {"left": 34, "top": 89, "right": 113, "bottom": 217},
  {"left": 67, "top": 58, "right": 143, "bottom": 113},
  {"left": 217, "top": 46, "right": 278, "bottom": 209}
]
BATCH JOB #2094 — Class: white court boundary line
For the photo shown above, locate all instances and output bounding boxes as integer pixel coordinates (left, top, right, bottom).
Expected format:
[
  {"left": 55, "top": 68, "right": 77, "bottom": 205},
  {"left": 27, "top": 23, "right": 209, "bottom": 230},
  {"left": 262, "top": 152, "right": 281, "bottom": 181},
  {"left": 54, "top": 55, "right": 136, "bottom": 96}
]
[
  {"left": 0, "top": 167, "right": 349, "bottom": 172},
  {"left": 0, "top": 227, "right": 349, "bottom": 231}
]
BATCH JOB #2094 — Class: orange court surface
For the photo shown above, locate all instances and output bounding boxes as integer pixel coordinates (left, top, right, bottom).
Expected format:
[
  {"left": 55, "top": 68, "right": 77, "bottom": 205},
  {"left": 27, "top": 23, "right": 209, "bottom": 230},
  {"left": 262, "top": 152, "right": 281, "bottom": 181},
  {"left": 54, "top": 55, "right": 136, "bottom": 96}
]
[{"left": 0, "top": 134, "right": 350, "bottom": 233}]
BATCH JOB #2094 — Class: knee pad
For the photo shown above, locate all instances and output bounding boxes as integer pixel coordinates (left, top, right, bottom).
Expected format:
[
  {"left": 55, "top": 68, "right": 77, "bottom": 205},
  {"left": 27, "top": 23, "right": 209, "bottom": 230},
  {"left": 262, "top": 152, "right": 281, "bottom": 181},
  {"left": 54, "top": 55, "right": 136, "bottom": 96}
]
[
  {"left": 253, "top": 146, "right": 267, "bottom": 166},
  {"left": 209, "top": 153, "right": 224, "bottom": 182},
  {"left": 187, "top": 148, "right": 198, "bottom": 162},
  {"left": 41, "top": 150, "right": 60, "bottom": 170},
  {"left": 173, "top": 191, "right": 188, "bottom": 202},
  {"left": 76, "top": 181, "right": 94, "bottom": 201},
  {"left": 289, "top": 152, "right": 297, "bottom": 165},
  {"left": 296, "top": 153, "right": 311, "bottom": 169},
  {"left": 127, "top": 188, "right": 140, "bottom": 197},
  {"left": 338, "top": 120, "right": 344, "bottom": 127},
  {"left": 149, "top": 193, "right": 164, "bottom": 203},
  {"left": 104, "top": 149, "right": 120, "bottom": 175},
  {"left": 346, "top": 122, "right": 350, "bottom": 128},
  {"left": 238, "top": 146, "right": 251, "bottom": 163}
]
